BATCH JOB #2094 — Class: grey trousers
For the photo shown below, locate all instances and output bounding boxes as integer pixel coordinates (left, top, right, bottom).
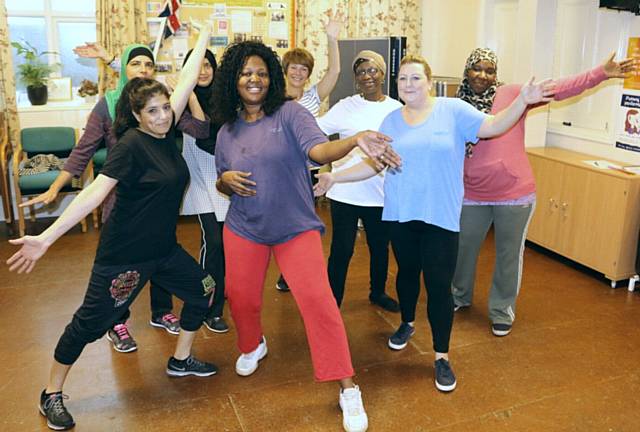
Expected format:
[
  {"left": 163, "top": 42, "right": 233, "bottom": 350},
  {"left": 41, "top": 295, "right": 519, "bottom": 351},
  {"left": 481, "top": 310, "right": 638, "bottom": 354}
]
[{"left": 451, "top": 202, "right": 535, "bottom": 324}]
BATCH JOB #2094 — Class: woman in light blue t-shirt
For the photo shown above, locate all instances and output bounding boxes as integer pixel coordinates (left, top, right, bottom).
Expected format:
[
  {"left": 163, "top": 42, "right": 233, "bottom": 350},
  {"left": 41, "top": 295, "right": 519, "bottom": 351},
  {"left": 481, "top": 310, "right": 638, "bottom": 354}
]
[{"left": 315, "top": 54, "right": 554, "bottom": 393}]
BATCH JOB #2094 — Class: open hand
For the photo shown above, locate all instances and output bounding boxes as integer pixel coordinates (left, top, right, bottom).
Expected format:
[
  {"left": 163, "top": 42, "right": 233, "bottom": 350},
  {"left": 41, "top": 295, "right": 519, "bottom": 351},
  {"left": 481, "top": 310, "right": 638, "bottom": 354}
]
[
  {"left": 520, "top": 77, "right": 556, "bottom": 105},
  {"left": 73, "top": 42, "right": 110, "bottom": 62},
  {"left": 20, "top": 188, "right": 59, "bottom": 207},
  {"left": 6, "top": 236, "right": 49, "bottom": 274},
  {"left": 313, "top": 172, "right": 334, "bottom": 197},
  {"left": 325, "top": 10, "right": 346, "bottom": 41},
  {"left": 220, "top": 171, "right": 256, "bottom": 197},
  {"left": 602, "top": 51, "right": 637, "bottom": 79},
  {"left": 355, "top": 131, "right": 401, "bottom": 170}
]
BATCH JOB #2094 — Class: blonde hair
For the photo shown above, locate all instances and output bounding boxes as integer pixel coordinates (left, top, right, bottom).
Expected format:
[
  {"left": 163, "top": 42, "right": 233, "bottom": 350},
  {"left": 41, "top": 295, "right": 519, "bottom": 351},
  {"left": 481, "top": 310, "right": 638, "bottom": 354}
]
[
  {"left": 282, "top": 48, "right": 315, "bottom": 75},
  {"left": 400, "top": 55, "right": 433, "bottom": 80}
]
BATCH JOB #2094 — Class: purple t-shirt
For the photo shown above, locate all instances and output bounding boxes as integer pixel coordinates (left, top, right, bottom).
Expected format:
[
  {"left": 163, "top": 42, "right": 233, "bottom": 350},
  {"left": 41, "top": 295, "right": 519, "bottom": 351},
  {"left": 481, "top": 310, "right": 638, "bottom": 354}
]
[{"left": 216, "top": 101, "right": 327, "bottom": 244}]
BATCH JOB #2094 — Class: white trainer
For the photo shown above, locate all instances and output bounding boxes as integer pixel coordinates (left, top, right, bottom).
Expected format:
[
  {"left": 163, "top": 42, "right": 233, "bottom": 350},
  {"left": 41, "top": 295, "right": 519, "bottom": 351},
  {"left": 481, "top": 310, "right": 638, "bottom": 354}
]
[
  {"left": 339, "top": 385, "right": 368, "bottom": 432},
  {"left": 235, "top": 336, "right": 268, "bottom": 376}
]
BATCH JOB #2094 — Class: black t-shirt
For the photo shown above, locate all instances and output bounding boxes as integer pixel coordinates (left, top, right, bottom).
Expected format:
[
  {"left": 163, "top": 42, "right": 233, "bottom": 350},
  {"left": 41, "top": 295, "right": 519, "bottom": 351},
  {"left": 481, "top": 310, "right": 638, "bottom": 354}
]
[{"left": 95, "top": 121, "right": 189, "bottom": 265}]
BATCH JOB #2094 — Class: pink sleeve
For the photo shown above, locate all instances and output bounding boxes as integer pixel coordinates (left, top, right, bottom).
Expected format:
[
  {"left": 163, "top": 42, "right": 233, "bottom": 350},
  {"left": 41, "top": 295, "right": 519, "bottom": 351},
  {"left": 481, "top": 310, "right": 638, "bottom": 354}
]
[{"left": 553, "top": 65, "right": 608, "bottom": 101}]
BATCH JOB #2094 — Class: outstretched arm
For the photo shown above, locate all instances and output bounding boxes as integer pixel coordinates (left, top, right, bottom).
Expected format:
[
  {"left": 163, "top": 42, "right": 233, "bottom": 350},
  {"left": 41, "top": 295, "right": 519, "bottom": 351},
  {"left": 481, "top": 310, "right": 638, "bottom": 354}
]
[
  {"left": 315, "top": 11, "right": 345, "bottom": 101},
  {"left": 478, "top": 77, "right": 556, "bottom": 138},
  {"left": 313, "top": 158, "right": 380, "bottom": 196},
  {"left": 6, "top": 174, "right": 117, "bottom": 273},
  {"left": 308, "top": 130, "right": 400, "bottom": 168},
  {"left": 170, "top": 21, "right": 212, "bottom": 122}
]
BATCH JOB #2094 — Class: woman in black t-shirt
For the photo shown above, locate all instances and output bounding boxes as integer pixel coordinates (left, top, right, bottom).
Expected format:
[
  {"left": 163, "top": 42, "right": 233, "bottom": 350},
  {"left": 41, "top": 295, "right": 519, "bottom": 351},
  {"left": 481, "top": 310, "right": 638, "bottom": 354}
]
[{"left": 6, "top": 24, "right": 217, "bottom": 432}]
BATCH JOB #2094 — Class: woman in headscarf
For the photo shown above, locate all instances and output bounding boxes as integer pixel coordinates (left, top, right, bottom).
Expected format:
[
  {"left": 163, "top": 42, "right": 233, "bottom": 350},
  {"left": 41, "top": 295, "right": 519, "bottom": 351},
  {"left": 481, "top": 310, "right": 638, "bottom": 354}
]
[
  {"left": 315, "top": 50, "right": 402, "bottom": 311},
  {"left": 177, "top": 48, "right": 230, "bottom": 333},
  {"left": 451, "top": 48, "right": 635, "bottom": 336}
]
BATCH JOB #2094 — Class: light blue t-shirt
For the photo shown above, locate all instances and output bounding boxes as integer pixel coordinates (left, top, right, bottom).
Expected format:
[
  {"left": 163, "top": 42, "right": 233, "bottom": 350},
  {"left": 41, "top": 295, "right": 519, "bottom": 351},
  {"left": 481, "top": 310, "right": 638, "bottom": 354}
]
[{"left": 380, "top": 98, "right": 487, "bottom": 232}]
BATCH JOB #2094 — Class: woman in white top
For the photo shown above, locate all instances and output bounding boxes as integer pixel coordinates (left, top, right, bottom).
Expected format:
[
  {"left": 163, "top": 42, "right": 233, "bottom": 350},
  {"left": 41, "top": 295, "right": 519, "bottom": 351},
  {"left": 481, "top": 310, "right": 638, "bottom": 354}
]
[
  {"left": 274, "top": 11, "right": 345, "bottom": 292},
  {"left": 315, "top": 50, "right": 402, "bottom": 311}
]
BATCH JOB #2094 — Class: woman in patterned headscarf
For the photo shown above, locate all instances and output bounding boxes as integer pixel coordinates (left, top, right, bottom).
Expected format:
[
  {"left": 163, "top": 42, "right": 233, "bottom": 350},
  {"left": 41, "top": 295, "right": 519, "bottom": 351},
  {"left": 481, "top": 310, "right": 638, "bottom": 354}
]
[{"left": 451, "top": 48, "right": 636, "bottom": 337}]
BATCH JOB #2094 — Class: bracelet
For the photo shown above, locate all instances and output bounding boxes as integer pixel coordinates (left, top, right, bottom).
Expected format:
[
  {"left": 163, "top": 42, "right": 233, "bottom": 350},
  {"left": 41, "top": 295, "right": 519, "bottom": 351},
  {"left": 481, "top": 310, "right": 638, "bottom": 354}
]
[{"left": 106, "top": 55, "right": 115, "bottom": 65}]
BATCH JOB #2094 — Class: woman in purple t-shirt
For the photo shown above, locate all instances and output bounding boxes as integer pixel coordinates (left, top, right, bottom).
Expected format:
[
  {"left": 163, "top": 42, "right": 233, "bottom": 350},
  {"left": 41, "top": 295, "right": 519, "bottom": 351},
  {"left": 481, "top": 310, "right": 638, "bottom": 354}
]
[{"left": 211, "top": 41, "right": 398, "bottom": 432}]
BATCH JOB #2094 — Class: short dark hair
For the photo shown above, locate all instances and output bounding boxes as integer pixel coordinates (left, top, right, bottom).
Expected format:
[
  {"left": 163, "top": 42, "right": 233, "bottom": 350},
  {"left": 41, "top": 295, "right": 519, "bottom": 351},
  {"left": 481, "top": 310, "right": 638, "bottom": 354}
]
[
  {"left": 113, "top": 78, "right": 170, "bottom": 138},
  {"left": 211, "top": 41, "right": 289, "bottom": 125}
]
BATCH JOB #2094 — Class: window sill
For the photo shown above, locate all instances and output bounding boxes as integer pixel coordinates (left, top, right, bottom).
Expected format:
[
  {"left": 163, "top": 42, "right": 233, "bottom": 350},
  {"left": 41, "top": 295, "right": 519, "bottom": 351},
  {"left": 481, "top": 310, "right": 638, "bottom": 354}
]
[{"left": 17, "top": 97, "right": 97, "bottom": 113}]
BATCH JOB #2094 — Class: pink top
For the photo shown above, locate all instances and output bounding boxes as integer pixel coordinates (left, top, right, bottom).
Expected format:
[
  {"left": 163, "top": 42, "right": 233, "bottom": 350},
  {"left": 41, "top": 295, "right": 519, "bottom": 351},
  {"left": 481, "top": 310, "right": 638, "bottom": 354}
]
[{"left": 463, "top": 65, "right": 608, "bottom": 202}]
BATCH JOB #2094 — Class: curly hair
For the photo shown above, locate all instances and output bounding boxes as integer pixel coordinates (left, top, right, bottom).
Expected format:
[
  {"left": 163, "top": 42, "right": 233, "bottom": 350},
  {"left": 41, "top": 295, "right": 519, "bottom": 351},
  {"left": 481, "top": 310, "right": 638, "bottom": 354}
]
[
  {"left": 113, "top": 78, "right": 170, "bottom": 138},
  {"left": 212, "top": 41, "right": 289, "bottom": 125}
]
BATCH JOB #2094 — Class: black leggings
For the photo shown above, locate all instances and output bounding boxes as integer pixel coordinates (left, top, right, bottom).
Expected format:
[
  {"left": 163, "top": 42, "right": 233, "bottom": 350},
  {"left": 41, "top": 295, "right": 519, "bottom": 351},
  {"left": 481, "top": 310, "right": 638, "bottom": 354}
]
[
  {"left": 54, "top": 246, "right": 213, "bottom": 365},
  {"left": 390, "top": 221, "right": 458, "bottom": 353},
  {"left": 327, "top": 199, "right": 391, "bottom": 306},
  {"left": 197, "top": 212, "right": 226, "bottom": 317}
]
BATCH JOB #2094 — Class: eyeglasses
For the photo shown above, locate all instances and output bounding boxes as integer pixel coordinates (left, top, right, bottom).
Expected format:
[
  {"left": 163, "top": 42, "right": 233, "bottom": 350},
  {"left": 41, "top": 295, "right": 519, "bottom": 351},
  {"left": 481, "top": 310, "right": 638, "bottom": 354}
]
[{"left": 355, "top": 67, "right": 380, "bottom": 77}]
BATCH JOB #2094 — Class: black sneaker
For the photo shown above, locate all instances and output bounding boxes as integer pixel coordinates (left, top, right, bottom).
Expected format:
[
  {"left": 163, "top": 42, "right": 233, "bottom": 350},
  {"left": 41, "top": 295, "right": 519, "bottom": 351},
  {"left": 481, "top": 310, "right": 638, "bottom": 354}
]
[
  {"left": 434, "top": 358, "right": 457, "bottom": 392},
  {"left": 106, "top": 323, "right": 137, "bottom": 353},
  {"left": 39, "top": 390, "right": 75, "bottom": 430},
  {"left": 203, "top": 316, "right": 230, "bottom": 333},
  {"left": 387, "top": 322, "right": 415, "bottom": 350},
  {"left": 491, "top": 323, "right": 512, "bottom": 337},
  {"left": 275, "top": 275, "right": 290, "bottom": 292},
  {"left": 369, "top": 293, "right": 400, "bottom": 313},
  {"left": 166, "top": 355, "right": 218, "bottom": 377}
]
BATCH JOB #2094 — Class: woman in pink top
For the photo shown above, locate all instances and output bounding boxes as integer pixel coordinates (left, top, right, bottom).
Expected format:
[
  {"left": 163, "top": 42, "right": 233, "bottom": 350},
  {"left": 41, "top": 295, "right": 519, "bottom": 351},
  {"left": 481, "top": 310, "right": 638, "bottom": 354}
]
[{"left": 451, "top": 48, "right": 635, "bottom": 336}]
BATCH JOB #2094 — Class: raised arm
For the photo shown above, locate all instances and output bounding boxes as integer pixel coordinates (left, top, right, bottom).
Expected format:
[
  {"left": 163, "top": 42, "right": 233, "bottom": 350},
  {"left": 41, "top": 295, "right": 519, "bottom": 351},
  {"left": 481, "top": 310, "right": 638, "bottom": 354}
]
[
  {"left": 553, "top": 52, "right": 637, "bottom": 101},
  {"left": 7, "top": 174, "right": 117, "bottom": 273},
  {"left": 170, "top": 21, "right": 212, "bottom": 122},
  {"left": 478, "top": 77, "right": 556, "bottom": 138},
  {"left": 315, "top": 11, "right": 345, "bottom": 101}
]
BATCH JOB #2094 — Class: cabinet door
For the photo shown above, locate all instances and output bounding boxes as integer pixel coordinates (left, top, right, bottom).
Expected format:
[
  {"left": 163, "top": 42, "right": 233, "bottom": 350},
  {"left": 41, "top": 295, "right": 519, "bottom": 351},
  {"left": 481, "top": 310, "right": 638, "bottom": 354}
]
[
  {"left": 527, "top": 155, "right": 564, "bottom": 249},
  {"left": 560, "top": 165, "right": 628, "bottom": 275}
]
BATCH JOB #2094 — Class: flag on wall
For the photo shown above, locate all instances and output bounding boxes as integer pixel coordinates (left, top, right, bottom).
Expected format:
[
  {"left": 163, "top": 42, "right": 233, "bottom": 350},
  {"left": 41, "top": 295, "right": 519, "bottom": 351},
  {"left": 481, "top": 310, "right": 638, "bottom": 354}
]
[{"left": 159, "top": 0, "right": 182, "bottom": 38}]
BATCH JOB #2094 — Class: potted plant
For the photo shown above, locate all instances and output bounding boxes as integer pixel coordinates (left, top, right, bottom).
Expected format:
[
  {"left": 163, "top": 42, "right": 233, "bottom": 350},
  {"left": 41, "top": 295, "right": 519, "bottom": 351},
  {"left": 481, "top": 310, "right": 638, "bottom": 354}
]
[
  {"left": 78, "top": 79, "right": 99, "bottom": 103},
  {"left": 11, "top": 40, "right": 59, "bottom": 105}
]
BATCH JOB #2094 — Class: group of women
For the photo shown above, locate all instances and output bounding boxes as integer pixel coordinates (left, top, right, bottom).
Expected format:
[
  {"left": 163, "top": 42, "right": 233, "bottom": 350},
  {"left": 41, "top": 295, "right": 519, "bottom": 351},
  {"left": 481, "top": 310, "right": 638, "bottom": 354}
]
[{"left": 6, "top": 13, "right": 635, "bottom": 432}]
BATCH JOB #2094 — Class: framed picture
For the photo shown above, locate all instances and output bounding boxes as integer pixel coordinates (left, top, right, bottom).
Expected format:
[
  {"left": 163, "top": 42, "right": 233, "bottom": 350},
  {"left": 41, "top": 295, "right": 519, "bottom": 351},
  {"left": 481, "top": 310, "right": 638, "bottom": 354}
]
[{"left": 47, "top": 77, "right": 72, "bottom": 101}]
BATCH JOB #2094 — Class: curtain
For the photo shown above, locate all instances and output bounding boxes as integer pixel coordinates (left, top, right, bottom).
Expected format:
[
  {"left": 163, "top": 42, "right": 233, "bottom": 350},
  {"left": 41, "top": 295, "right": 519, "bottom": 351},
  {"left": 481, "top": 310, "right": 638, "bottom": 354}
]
[
  {"left": 96, "top": 0, "right": 149, "bottom": 94},
  {"left": 0, "top": 0, "right": 21, "bottom": 149},
  {"left": 295, "top": 0, "right": 421, "bottom": 86}
]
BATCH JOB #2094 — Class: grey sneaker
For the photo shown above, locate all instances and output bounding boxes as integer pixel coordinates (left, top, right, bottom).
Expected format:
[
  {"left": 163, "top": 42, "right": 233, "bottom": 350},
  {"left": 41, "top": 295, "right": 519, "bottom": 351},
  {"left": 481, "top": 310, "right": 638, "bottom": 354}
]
[
  {"left": 106, "top": 323, "right": 137, "bottom": 353},
  {"left": 434, "top": 358, "right": 457, "bottom": 392},
  {"left": 166, "top": 355, "right": 218, "bottom": 377},
  {"left": 204, "top": 316, "right": 229, "bottom": 333},
  {"left": 39, "top": 390, "right": 75, "bottom": 430},
  {"left": 150, "top": 312, "right": 180, "bottom": 335},
  {"left": 388, "top": 322, "right": 415, "bottom": 350}
]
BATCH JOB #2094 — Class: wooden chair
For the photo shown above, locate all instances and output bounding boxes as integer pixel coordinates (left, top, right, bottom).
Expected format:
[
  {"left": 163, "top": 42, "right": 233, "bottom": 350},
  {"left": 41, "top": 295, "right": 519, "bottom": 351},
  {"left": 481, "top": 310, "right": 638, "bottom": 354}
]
[
  {"left": 12, "top": 126, "right": 89, "bottom": 236},
  {"left": 0, "top": 113, "right": 13, "bottom": 224}
]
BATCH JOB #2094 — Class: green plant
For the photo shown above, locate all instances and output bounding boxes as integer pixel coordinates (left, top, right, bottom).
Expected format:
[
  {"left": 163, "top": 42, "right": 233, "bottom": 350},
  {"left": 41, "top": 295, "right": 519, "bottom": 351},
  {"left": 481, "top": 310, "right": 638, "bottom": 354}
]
[{"left": 11, "top": 40, "right": 59, "bottom": 88}]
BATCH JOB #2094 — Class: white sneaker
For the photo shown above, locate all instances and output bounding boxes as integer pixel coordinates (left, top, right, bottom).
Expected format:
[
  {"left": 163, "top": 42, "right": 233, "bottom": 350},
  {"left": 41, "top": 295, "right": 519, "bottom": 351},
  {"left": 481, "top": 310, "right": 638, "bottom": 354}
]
[
  {"left": 339, "top": 385, "right": 368, "bottom": 432},
  {"left": 235, "top": 336, "right": 267, "bottom": 376}
]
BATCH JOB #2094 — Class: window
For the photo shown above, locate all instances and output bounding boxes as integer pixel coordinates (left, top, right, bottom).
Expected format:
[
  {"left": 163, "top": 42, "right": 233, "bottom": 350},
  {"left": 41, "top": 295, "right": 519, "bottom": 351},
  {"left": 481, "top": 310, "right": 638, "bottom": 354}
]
[{"left": 7, "top": 0, "right": 97, "bottom": 92}]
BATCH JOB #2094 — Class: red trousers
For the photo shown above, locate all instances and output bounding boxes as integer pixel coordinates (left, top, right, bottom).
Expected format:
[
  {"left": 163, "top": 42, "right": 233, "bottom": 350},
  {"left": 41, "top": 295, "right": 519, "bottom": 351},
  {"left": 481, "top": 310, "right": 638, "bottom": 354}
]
[{"left": 223, "top": 227, "right": 354, "bottom": 382}]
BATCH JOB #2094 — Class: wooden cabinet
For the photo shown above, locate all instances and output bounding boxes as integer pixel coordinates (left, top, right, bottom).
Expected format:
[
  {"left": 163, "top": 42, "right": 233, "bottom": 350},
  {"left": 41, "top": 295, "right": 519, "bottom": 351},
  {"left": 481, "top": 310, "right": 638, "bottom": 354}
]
[{"left": 526, "top": 147, "right": 640, "bottom": 285}]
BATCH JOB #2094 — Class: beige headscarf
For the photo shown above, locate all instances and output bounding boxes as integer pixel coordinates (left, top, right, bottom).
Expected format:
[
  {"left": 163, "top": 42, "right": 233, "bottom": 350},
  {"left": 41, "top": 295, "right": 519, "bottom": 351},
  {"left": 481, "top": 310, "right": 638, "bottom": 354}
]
[{"left": 352, "top": 50, "right": 387, "bottom": 75}]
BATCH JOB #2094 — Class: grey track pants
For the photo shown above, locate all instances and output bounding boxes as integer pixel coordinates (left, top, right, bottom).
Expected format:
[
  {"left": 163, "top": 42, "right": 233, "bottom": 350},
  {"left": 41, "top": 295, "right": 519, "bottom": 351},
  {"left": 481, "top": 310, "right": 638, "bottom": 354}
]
[{"left": 451, "top": 202, "right": 535, "bottom": 324}]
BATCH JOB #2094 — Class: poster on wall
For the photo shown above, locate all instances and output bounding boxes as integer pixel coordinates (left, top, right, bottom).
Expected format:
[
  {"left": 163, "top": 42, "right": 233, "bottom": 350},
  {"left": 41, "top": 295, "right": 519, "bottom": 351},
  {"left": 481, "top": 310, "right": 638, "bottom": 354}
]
[
  {"left": 615, "top": 37, "right": 640, "bottom": 153},
  {"left": 149, "top": 0, "right": 295, "bottom": 76}
]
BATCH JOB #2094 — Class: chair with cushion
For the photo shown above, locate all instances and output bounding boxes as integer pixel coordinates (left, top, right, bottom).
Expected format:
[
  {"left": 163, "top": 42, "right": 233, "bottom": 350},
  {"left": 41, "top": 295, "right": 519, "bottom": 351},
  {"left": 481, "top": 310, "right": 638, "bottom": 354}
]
[{"left": 12, "top": 126, "right": 89, "bottom": 236}]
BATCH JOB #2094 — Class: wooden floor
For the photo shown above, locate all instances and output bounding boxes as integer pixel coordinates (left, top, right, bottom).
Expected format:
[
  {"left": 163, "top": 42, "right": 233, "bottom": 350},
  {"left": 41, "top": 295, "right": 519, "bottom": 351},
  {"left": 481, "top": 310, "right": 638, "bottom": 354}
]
[{"left": 1, "top": 201, "right": 639, "bottom": 431}]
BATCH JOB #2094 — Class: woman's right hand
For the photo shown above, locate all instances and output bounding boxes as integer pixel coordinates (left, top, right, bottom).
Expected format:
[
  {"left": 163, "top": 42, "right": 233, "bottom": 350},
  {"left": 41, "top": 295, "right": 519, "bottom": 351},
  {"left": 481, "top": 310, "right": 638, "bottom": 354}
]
[
  {"left": 19, "top": 187, "right": 60, "bottom": 207},
  {"left": 313, "top": 172, "right": 334, "bottom": 196},
  {"left": 220, "top": 171, "right": 257, "bottom": 196},
  {"left": 7, "top": 235, "right": 49, "bottom": 273},
  {"left": 73, "top": 42, "right": 110, "bottom": 62}
]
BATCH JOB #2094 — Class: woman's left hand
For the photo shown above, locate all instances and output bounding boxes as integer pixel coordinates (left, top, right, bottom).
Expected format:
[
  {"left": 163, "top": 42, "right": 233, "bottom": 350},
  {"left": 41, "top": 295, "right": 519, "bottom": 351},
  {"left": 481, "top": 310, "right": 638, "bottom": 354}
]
[
  {"left": 313, "top": 172, "right": 334, "bottom": 197},
  {"left": 520, "top": 77, "right": 556, "bottom": 105},
  {"left": 325, "top": 10, "right": 346, "bottom": 41},
  {"left": 603, "top": 51, "right": 637, "bottom": 79}
]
